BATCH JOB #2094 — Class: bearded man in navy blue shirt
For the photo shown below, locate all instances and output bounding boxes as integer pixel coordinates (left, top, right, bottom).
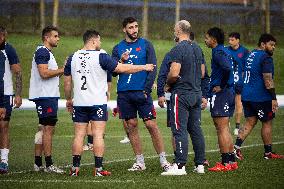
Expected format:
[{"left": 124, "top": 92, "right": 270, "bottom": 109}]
[
  {"left": 234, "top": 34, "right": 283, "bottom": 160},
  {"left": 112, "top": 17, "right": 170, "bottom": 173}
]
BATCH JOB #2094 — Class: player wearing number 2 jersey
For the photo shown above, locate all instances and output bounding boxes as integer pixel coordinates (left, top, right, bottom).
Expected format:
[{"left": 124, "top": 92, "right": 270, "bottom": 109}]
[
  {"left": 64, "top": 29, "right": 155, "bottom": 176},
  {"left": 112, "top": 17, "right": 170, "bottom": 173},
  {"left": 234, "top": 34, "right": 283, "bottom": 160}
]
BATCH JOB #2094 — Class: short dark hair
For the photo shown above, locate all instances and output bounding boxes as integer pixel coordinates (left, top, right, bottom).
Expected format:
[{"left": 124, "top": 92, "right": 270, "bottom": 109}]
[
  {"left": 207, "top": 27, "right": 224, "bottom": 45},
  {"left": 258, "top": 33, "right": 276, "bottom": 47},
  {"left": 122, "top": 17, "right": 137, "bottom": 28},
  {"left": 0, "top": 26, "right": 7, "bottom": 34},
  {"left": 42, "top": 26, "right": 58, "bottom": 41},
  {"left": 229, "top": 32, "right": 240, "bottom": 40},
  {"left": 190, "top": 31, "right": 195, "bottom": 41},
  {"left": 83, "top": 30, "right": 100, "bottom": 44}
]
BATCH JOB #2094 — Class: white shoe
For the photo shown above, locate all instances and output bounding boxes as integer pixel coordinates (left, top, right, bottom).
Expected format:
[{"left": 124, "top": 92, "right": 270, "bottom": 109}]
[
  {"left": 234, "top": 128, "right": 239, "bottom": 136},
  {"left": 83, "top": 144, "right": 93, "bottom": 151},
  {"left": 161, "top": 161, "right": 171, "bottom": 172},
  {"left": 34, "top": 164, "right": 45, "bottom": 172},
  {"left": 44, "top": 165, "right": 64, "bottom": 174},
  {"left": 128, "top": 162, "right": 146, "bottom": 171},
  {"left": 161, "top": 163, "right": 187, "bottom": 176},
  {"left": 120, "top": 136, "right": 130, "bottom": 144},
  {"left": 193, "top": 165, "right": 205, "bottom": 174}
]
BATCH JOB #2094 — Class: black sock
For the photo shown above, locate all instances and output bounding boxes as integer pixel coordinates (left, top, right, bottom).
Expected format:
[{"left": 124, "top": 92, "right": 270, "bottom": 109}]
[
  {"left": 229, "top": 152, "right": 236, "bottom": 162},
  {"left": 264, "top": 144, "right": 272, "bottom": 154},
  {"left": 177, "top": 163, "right": 186, "bottom": 169},
  {"left": 221, "top": 153, "right": 230, "bottom": 165},
  {"left": 235, "top": 137, "right": 244, "bottom": 148},
  {"left": 35, "top": 156, "right": 42, "bottom": 167},
  {"left": 45, "top": 156, "right": 53, "bottom": 167},
  {"left": 72, "top": 155, "right": 81, "bottom": 167},
  {"left": 87, "top": 135, "right": 93, "bottom": 145},
  {"left": 236, "top": 123, "right": 240, "bottom": 129},
  {"left": 94, "top": 156, "right": 103, "bottom": 169}
]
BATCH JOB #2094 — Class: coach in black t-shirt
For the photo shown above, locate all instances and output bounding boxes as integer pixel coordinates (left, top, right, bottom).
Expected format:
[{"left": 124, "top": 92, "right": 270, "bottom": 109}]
[{"left": 161, "top": 20, "right": 206, "bottom": 176}]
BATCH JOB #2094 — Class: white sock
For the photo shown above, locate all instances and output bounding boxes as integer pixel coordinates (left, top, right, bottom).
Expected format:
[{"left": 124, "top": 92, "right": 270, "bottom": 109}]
[
  {"left": 1, "top": 148, "right": 9, "bottom": 164},
  {"left": 159, "top": 152, "right": 167, "bottom": 164},
  {"left": 136, "top": 154, "right": 144, "bottom": 164}
]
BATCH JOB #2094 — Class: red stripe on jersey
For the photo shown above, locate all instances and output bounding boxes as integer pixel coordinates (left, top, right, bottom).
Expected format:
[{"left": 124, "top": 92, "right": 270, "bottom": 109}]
[{"left": 175, "top": 94, "right": 180, "bottom": 130}]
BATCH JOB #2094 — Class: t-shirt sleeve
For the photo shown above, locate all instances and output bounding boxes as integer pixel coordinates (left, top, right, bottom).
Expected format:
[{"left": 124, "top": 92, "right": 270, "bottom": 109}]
[
  {"left": 5, "top": 44, "right": 19, "bottom": 65},
  {"left": 34, "top": 48, "right": 50, "bottom": 65},
  {"left": 107, "top": 71, "right": 112, "bottom": 82},
  {"left": 168, "top": 45, "right": 183, "bottom": 64},
  {"left": 262, "top": 55, "right": 273, "bottom": 74},
  {"left": 111, "top": 45, "right": 120, "bottom": 62},
  {"left": 146, "top": 41, "right": 157, "bottom": 65},
  {"left": 64, "top": 54, "right": 73, "bottom": 76},
  {"left": 99, "top": 53, "right": 118, "bottom": 72}
]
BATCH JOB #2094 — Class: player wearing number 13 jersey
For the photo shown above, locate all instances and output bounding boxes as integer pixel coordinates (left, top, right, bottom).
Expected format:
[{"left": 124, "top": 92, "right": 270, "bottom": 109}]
[
  {"left": 234, "top": 34, "right": 283, "bottom": 160},
  {"left": 112, "top": 17, "right": 170, "bottom": 173}
]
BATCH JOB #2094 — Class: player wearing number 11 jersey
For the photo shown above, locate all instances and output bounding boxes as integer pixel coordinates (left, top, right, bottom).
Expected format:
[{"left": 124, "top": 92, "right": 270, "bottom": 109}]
[{"left": 234, "top": 34, "right": 283, "bottom": 160}]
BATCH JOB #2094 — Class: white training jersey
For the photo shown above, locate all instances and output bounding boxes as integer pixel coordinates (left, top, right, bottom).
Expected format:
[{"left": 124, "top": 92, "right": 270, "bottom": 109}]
[
  {"left": 29, "top": 45, "right": 60, "bottom": 100},
  {"left": 1, "top": 43, "right": 20, "bottom": 95},
  {"left": 68, "top": 49, "right": 108, "bottom": 106}
]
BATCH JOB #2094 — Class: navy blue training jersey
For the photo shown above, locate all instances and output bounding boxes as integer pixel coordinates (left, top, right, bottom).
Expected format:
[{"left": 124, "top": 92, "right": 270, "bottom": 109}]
[
  {"left": 209, "top": 44, "right": 234, "bottom": 97},
  {"left": 227, "top": 45, "right": 249, "bottom": 87},
  {"left": 112, "top": 38, "right": 157, "bottom": 94},
  {"left": 242, "top": 49, "right": 274, "bottom": 102}
]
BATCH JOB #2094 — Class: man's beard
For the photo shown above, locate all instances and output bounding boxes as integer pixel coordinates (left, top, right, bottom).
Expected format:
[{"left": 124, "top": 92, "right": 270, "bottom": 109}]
[
  {"left": 126, "top": 31, "right": 138, "bottom": 41},
  {"left": 0, "top": 40, "right": 5, "bottom": 50},
  {"left": 174, "top": 36, "right": 179, "bottom": 42},
  {"left": 265, "top": 49, "right": 273, "bottom": 56}
]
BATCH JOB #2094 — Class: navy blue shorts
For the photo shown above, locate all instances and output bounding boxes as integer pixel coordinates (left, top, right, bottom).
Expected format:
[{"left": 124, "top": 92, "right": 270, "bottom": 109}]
[
  {"left": 209, "top": 88, "right": 235, "bottom": 117},
  {"left": 34, "top": 98, "right": 58, "bottom": 118},
  {"left": 3, "top": 95, "right": 13, "bottom": 121},
  {"left": 242, "top": 101, "right": 275, "bottom": 122},
  {"left": 72, "top": 105, "right": 108, "bottom": 123},
  {"left": 117, "top": 91, "right": 156, "bottom": 120}
]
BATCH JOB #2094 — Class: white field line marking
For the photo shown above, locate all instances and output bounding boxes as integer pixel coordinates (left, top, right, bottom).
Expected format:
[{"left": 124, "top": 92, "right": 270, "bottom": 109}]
[
  {"left": 0, "top": 179, "right": 135, "bottom": 184},
  {"left": 7, "top": 141, "right": 284, "bottom": 175}
]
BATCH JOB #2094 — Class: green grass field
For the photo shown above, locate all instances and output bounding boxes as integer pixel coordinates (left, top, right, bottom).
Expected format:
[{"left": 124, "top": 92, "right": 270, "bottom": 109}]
[
  {"left": 6, "top": 34, "right": 284, "bottom": 99},
  {"left": 0, "top": 109, "right": 283, "bottom": 189}
]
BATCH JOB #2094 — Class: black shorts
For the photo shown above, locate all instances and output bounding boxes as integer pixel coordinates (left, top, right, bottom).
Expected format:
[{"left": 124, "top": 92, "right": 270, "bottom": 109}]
[{"left": 242, "top": 100, "right": 275, "bottom": 122}]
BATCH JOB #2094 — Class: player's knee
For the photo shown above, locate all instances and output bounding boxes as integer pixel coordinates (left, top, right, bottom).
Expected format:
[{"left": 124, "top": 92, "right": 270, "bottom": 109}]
[
  {"left": 126, "top": 119, "right": 138, "bottom": 128},
  {"left": 34, "top": 130, "right": 43, "bottom": 144},
  {"left": 39, "top": 116, "right": 58, "bottom": 126}
]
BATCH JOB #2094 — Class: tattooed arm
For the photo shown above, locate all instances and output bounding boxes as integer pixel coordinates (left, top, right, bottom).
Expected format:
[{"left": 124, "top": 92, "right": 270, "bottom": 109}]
[
  {"left": 11, "top": 64, "right": 22, "bottom": 108},
  {"left": 263, "top": 72, "right": 278, "bottom": 113}
]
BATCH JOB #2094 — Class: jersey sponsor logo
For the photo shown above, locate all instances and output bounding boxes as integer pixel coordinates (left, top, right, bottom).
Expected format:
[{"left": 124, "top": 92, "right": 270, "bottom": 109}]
[{"left": 238, "top": 53, "right": 243, "bottom": 58}]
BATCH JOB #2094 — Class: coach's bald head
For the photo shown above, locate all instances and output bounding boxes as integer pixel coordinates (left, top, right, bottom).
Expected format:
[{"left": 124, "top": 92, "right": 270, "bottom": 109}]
[{"left": 174, "top": 20, "right": 191, "bottom": 42}]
